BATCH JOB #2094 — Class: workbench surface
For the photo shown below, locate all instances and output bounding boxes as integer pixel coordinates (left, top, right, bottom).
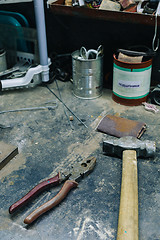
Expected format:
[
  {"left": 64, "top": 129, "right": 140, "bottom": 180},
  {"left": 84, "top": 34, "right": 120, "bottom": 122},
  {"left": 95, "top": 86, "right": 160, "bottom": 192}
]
[{"left": 0, "top": 81, "right": 160, "bottom": 240}]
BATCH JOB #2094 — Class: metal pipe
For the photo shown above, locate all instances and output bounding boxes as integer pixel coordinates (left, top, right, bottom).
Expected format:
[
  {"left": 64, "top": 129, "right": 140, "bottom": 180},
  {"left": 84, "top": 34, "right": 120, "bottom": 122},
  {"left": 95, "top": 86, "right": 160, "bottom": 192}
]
[{"left": 34, "top": 0, "right": 49, "bottom": 82}]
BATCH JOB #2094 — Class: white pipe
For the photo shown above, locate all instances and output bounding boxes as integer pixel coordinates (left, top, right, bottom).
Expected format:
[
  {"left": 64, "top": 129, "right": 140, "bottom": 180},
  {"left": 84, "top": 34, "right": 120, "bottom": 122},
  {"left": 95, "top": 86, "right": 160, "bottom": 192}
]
[
  {"left": 0, "top": 64, "right": 48, "bottom": 89},
  {"left": 34, "top": 0, "right": 49, "bottom": 82}
]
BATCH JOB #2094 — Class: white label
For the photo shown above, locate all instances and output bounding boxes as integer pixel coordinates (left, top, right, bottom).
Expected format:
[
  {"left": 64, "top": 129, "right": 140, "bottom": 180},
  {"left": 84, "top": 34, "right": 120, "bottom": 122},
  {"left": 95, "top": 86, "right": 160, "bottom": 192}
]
[
  {"left": 113, "top": 65, "right": 152, "bottom": 99},
  {"left": 118, "top": 79, "right": 140, "bottom": 88}
]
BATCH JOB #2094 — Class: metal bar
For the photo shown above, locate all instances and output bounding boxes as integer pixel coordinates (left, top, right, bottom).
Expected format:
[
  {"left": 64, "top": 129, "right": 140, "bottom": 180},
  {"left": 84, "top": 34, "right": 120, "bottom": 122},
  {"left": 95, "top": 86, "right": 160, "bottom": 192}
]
[{"left": 55, "top": 79, "right": 74, "bottom": 130}]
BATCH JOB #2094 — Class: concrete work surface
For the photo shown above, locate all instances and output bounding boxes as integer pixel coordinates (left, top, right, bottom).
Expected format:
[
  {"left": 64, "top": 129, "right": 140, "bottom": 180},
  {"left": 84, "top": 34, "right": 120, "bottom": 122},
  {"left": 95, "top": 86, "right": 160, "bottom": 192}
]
[{"left": 0, "top": 80, "right": 160, "bottom": 240}]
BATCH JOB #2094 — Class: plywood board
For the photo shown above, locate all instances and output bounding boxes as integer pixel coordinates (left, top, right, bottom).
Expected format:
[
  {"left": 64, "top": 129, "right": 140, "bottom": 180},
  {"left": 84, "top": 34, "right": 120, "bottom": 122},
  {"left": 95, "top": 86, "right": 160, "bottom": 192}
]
[{"left": 0, "top": 141, "right": 18, "bottom": 170}]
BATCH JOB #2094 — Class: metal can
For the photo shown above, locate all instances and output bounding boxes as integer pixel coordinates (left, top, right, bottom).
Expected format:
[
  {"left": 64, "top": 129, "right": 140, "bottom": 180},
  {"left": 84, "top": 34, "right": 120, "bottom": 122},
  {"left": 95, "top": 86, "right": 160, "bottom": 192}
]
[{"left": 72, "top": 50, "right": 103, "bottom": 99}]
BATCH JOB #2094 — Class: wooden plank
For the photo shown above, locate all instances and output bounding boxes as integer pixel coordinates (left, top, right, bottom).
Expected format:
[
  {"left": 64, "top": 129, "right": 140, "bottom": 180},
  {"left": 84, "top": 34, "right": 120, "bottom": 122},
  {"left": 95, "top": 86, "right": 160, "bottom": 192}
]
[
  {"left": 0, "top": 141, "right": 18, "bottom": 170},
  {"left": 0, "top": 0, "right": 32, "bottom": 4}
]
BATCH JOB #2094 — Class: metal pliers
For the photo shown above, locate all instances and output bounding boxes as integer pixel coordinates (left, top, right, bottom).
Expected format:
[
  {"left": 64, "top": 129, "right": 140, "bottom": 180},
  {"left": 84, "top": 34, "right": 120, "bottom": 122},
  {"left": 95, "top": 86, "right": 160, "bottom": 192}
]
[{"left": 9, "top": 156, "right": 96, "bottom": 224}]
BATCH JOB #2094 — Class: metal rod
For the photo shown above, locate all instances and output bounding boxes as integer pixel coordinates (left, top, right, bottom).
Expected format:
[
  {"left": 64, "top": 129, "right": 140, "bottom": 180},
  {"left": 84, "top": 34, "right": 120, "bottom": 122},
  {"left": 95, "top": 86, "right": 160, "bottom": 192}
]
[
  {"left": 0, "top": 106, "right": 57, "bottom": 114},
  {"left": 55, "top": 79, "right": 74, "bottom": 130},
  {"left": 34, "top": 0, "right": 49, "bottom": 82},
  {"left": 46, "top": 85, "right": 88, "bottom": 128}
]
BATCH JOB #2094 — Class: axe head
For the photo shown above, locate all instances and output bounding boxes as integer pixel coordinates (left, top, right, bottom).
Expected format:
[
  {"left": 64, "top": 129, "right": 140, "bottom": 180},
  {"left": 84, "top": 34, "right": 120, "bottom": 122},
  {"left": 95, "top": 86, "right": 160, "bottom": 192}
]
[{"left": 103, "top": 136, "right": 156, "bottom": 158}]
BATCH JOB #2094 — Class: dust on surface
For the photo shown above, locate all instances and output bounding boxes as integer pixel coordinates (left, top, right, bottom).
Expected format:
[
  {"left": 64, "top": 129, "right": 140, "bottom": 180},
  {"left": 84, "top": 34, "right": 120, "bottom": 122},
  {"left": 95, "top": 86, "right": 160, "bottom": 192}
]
[
  {"left": 72, "top": 209, "right": 115, "bottom": 240},
  {"left": 0, "top": 153, "right": 26, "bottom": 181}
]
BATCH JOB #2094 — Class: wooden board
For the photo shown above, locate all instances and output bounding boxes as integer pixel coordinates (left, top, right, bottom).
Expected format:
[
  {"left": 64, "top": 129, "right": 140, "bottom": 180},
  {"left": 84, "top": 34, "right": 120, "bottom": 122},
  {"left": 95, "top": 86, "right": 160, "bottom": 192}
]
[
  {"left": 50, "top": 0, "right": 159, "bottom": 26},
  {"left": 0, "top": 141, "right": 18, "bottom": 170}
]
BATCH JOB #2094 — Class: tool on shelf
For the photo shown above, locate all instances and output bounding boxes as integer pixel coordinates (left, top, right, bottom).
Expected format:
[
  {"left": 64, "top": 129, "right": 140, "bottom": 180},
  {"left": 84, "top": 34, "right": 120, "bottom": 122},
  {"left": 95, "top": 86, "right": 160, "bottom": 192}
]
[{"left": 9, "top": 156, "right": 96, "bottom": 224}]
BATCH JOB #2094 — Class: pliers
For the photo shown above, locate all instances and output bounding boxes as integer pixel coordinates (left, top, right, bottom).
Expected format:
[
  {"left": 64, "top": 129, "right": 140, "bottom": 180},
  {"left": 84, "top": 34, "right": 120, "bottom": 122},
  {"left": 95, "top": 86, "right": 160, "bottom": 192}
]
[{"left": 9, "top": 156, "right": 96, "bottom": 224}]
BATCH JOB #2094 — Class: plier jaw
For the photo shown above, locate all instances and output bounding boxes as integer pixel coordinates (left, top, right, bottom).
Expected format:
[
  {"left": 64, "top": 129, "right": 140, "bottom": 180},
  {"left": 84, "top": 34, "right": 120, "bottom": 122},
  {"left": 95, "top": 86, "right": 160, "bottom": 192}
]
[
  {"left": 68, "top": 156, "right": 96, "bottom": 182},
  {"left": 58, "top": 156, "right": 96, "bottom": 183}
]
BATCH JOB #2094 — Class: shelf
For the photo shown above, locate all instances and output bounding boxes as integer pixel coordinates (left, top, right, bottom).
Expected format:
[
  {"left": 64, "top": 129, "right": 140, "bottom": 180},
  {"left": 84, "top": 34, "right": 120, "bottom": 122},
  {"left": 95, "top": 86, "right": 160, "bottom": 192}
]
[
  {"left": 0, "top": 0, "right": 32, "bottom": 4},
  {"left": 50, "top": 0, "right": 160, "bottom": 26}
]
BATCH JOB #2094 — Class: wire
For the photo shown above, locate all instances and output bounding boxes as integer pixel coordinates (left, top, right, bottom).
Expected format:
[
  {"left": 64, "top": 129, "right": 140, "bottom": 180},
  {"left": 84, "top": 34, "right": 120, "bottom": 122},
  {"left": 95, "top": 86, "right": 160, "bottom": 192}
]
[
  {"left": 46, "top": 85, "right": 88, "bottom": 128},
  {"left": 152, "top": 11, "right": 159, "bottom": 52},
  {"left": 55, "top": 79, "right": 74, "bottom": 130}
]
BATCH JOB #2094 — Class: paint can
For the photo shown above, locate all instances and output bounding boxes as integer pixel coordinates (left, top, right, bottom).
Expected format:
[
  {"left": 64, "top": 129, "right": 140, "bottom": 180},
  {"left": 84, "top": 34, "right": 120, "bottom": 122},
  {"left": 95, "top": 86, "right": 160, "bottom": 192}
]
[
  {"left": 112, "top": 54, "right": 152, "bottom": 106},
  {"left": 72, "top": 50, "right": 103, "bottom": 99}
]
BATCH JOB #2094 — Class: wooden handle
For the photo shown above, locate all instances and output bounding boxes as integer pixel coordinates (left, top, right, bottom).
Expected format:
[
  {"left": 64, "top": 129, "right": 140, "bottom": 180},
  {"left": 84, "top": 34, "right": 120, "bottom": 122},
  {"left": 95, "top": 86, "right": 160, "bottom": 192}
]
[
  {"left": 24, "top": 180, "right": 78, "bottom": 224},
  {"left": 117, "top": 150, "right": 138, "bottom": 240},
  {"left": 9, "top": 173, "right": 61, "bottom": 214}
]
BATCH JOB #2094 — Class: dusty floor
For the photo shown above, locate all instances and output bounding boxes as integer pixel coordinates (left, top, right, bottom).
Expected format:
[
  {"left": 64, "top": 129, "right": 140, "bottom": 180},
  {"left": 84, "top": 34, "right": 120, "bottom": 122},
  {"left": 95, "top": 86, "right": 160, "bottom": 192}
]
[{"left": 0, "top": 80, "right": 160, "bottom": 240}]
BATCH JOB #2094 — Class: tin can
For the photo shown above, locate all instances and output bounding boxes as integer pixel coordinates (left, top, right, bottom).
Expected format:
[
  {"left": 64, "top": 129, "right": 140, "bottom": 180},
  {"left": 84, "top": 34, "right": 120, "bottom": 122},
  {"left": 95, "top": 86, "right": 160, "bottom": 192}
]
[{"left": 72, "top": 50, "right": 103, "bottom": 99}]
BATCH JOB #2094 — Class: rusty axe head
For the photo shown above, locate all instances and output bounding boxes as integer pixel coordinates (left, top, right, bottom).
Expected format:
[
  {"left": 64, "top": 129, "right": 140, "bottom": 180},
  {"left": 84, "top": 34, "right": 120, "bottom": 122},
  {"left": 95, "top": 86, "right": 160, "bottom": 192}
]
[{"left": 103, "top": 136, "right": 156, "bottom": 158}]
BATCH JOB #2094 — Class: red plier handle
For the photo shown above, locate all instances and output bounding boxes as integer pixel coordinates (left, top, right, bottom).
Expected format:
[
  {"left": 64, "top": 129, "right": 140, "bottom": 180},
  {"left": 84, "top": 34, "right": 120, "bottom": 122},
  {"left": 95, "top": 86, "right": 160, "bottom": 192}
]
[
  {"left": 24, "top": 180, "right": 78, "bottom": 224},
  {"left": 9, "top": 173, "right": 61, "bottom": 214}
]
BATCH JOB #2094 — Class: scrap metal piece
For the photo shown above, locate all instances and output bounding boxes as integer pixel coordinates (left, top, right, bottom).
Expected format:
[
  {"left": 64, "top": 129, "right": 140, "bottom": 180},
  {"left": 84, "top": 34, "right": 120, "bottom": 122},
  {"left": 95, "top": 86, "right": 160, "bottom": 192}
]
[
  {"left": 0, "top": 67, "right": 19, "bottom": 78},
  {"left": 0, "top": 124, "right": 12, "bottom": 129},
  {"left": 97, "top": 115, "right": 146, "bottom": 139}
]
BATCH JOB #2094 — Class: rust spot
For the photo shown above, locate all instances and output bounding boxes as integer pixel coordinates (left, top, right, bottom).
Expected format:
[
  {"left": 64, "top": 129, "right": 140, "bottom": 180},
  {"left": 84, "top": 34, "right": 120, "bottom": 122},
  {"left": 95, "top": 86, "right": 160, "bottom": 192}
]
[{"left": 107, "top": 115, "right": 137, "bottom": 133}]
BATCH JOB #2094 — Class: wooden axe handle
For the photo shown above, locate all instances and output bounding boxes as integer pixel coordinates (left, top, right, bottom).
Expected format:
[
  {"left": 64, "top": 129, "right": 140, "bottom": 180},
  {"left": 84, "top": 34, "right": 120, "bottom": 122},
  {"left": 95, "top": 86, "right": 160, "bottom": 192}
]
[{"left": 117, "top": 150, "right": 138, "bottom": 240}]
